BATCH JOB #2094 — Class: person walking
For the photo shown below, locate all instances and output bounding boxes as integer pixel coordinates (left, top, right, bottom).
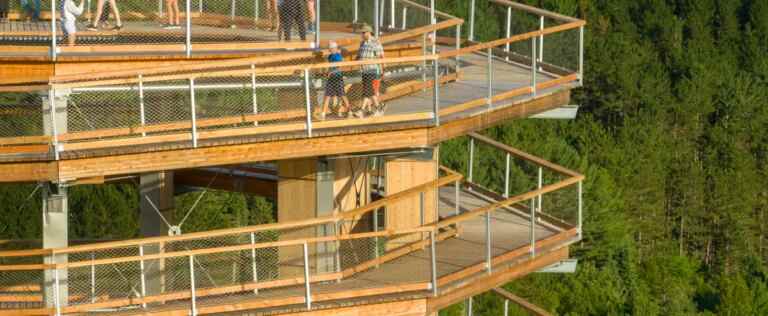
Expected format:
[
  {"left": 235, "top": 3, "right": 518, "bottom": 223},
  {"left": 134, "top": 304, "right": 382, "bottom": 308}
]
[
  {"left": 356, "top": 24, "right": 384, "bottom": 117},
  {"left": 278, "top": 0, "right": 305, "bottom": 41},
  {"left": 21, "top": 0, "right": 40, "bottom": 21},
  {"left": 87, "top": 0, "right": 122, "bottom": 30},
  {"left": 162, "top": 0, "right": 180, "bottom": 29},
  {"left": 317, "top": 41, "right": 351, "bottom": 120},
  {"left": 305, "top": 0, "right": 315, "bottom": 33},
  {"left": 0, "top": 0, "right": 8, "bottom": 22},
  {"left": 61, "top": 0, "right": 85, "bottom": 45}
]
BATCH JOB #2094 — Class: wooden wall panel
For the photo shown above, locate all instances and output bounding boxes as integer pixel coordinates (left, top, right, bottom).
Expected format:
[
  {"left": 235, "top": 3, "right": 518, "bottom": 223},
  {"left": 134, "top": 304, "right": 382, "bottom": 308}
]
[
  {"left": 278, "top": 158, "right": 317, "bottom": 277},
  {"left": 333, "top": 158, "right": 371, "bottom": 233},
  {"left": 385, "top": 153, "right": 437, "bottom": 248}
]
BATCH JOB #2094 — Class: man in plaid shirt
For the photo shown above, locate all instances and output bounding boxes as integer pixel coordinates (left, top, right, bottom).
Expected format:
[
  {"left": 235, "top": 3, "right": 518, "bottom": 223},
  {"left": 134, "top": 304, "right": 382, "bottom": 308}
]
[{"left": 356, "top": 24, "right": 385, "bottom": 117}]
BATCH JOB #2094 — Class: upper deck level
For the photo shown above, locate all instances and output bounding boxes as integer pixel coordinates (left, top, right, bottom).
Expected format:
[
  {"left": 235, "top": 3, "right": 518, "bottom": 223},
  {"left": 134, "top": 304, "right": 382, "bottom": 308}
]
[{"left": 0, "top": 0, "right": 585, "bottom": 183}]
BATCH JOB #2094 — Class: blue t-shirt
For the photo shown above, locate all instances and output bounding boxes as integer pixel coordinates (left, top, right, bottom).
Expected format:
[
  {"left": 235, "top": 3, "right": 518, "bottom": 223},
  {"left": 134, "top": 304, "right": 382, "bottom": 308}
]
[{"left": 328, "top": 53, "right": 343, "bottom": 75}]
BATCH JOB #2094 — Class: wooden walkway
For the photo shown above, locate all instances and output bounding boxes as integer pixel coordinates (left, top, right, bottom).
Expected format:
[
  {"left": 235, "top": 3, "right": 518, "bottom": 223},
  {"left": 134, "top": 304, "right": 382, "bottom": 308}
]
[{"left": 84, "top": 186, "right": 570, "bottom": 316}]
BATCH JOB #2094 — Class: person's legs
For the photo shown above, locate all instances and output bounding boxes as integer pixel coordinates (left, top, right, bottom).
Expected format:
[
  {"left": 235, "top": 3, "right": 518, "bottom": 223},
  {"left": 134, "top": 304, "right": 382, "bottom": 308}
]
[
  {"left": 108, "top": 0, "right": 121, "bottom": 27},
  {"left": 306, "top": 0, "right": 315, "bottom": 31},
  {"left": 278, "top": 3, "right": 290, "bottom": 40},
  {"left": 294, "top": 0, "right": 305, "bottom": 40},
  {"left": 0, "top": 0, "right": 8, "bottom": 20},
  {"left": 173, "top": 0, "right": 180, "bottom": 25},
  {"left": 31, "top": 0, "right": 40, "bottom": 20},
  {"left": 90, "top": 0, "right": 106, "bottom": 27}
]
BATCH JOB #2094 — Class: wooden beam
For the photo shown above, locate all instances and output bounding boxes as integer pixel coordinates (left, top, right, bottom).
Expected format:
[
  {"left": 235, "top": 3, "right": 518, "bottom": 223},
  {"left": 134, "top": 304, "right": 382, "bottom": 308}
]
[
  {"left": 426, "top": 247, "right": 569, "bottom": 313},
  {"left": 493, "top": 288, "right": 553, "bottom": 316}
]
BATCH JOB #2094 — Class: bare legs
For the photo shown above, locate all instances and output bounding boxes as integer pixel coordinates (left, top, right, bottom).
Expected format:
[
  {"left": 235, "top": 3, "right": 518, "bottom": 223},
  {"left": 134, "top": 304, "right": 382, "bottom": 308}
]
[
  {"left": 90, "top": 0, "right": 121, "bottom": 28},
  {"left": 165, "top": 0, "right": 179, "bottom": 26}
]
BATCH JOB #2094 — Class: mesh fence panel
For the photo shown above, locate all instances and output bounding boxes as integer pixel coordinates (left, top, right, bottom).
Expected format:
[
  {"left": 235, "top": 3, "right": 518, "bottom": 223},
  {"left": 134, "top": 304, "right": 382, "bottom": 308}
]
[{"left": 0, "top": 92, "right": 45, "bottom": 138}]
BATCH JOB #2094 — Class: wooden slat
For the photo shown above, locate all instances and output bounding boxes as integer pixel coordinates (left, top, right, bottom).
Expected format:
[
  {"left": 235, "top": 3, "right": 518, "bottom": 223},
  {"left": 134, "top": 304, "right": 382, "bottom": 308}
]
[
  {"left": 489, "top": 0, "right": 582, "bottom": 23},
  {"left": 468, "top": 132, "right": 582, "bottom": 177},
  {"left": 493, "top": 287, "right": 553, "bottom": 316}
]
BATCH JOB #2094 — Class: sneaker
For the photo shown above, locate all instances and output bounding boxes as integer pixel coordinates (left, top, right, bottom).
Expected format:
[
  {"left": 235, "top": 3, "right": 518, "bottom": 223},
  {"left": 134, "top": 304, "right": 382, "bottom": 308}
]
[
  {"left": 374, "top": 110, "right": 384, "bottom": 117},
  {"left": 111, "top": 24, "right": 123, "bottom": 31},
  {"left": 86, "top": 24, "right": 98, "bottom": 31},
  {"left": 354, "top": 111, "right": 365, "bottom": 118}
]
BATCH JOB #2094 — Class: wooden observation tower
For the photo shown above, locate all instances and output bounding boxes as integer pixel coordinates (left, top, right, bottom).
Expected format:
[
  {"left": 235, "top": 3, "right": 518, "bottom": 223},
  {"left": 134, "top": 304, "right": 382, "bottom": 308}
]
[{"left": 0, "top": 0, "right": 585, "bottom": 315}]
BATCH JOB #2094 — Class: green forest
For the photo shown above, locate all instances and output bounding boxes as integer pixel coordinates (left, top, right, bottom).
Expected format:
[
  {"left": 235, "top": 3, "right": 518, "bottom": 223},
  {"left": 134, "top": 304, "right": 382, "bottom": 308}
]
[{"left": 2, "top": 0, "right": 768, "bottom": 315}]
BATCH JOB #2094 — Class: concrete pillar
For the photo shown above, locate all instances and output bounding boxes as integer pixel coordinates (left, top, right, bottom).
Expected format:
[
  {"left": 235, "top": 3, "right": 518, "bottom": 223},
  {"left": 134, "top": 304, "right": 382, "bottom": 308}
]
[
  {"left": 42, "top": 184, "right": 68, "bottom": 309},
  {"left": 139, "top": 172, "right": 175, "bottom": 297},
  {"left": 42, "top": 89, "right": 68, "bottom": 136}
]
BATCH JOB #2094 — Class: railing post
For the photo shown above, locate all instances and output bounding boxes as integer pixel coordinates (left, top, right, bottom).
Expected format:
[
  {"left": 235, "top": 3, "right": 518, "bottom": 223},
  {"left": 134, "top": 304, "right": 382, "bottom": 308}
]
[
  {"left": 189, "top": 255, "right": 197, "bottom": 316},
  {"left": 373, "top": 0, "right": 380, "bottom": 37},
  {"left": 139, "top": 245, "right": 147, "bottom": 308},
  {"left": 430, "top": 230, "right": 438, "bottom": 297},
  {"left": 373, "top": 208, "right": 379, "bottom": 262},
  {"left": 48, "top": 88, "right": 60, "bottom": 161},
  {"left": 229, "top": 0, "right": 236, "bottom": 25},
  {"left": 468, "top": 0, "right": 475, "bottom": 41},
  {"left": 578, "top": 180, "right": 583, "bottom": 239},
  {"left": 389, "top": 0, "right": 395, "bottom": 29},
  {"left": 401, "top": 6, "right": 408, "bottom": 29},
  {"left": 158, "top": 0, "right": 163, "bottom": 17},
  {"left": 468, "top": 137, "right": 474, "bottom": 183},
  {"left": 419, "top": 191, "right": 425, "bottom": 226},
  {"left": 51, "top": 0, "right": 57, "bottom": 61},
  {"left": 421, "top": 34, "right": 427, "bottom": 84},
  {"left": 578, "top": 25, "right": 584, "bottom": 84},
  {"left": 454, "top": 180, "right": 460, "bottom": 216},
  {"left": 433, "top": 59, "right": 440, "bottom": 126},
  {"left": 465, "top": 296, "right": 473, "bottom": 316},
  {"left": 54, "top": 265, "right": 61, "bottom": 316},
  {"left": 252, "top": 0, "right": 256, "bottom": 21},
  {"left": 250, "top": 232, "right": 259, "bottom": 294},
  {"left": 455, "top": 24, "right": 461, "bottom": 76},
  {"left": 353, "top": 0, "right": 358, "bottom": 23},
  {"left": 334, "top": 221, "right": 342, "bottom": 280},
  {"left": 314, "top": 0, "right": 320, "bottom": 48},
  {"left": 504, "top": 153, "right": 510, "bottom": 198},
  {"left": 198, "top": 0, "right": 202, "bottom": 14},
  {"left": 90, "top": 252, "right": 95, "bottom": 303},
  {"left": 505, "top": 6, "right": 511, "bottom": 60},
  {"left": 530, "top": 197, "right": 535, "bottom": 257},
  {"left": 538, "top": 16, "right": 544, "bottom": 64},
  {"left": 504, "top": 299, "right": 509, "bottom": 316},
  {"left": 537, "top": 167, "right": 543, "bottom": 213},
  {"left": 189, "top": 78, "right": 198, "bottom": 148},
  {"left": 531, "top": 37, "right": 537, "bottom": 96},
  {"left": 251, "top": 64, "right": 258, "bottom": 126},
  {"left": 138, "top": 75, "right": 147, "bottom": 136},
  {"left": 185, "top": 0, "right": 192, "bottom": 57},
  {"left": 303, "top": 242, "right": 312, "bottom": 310},
  {"left": 429, "top": 0, "right": 435, "bottom": 24},
  {"left": 485, "top": 210, "right": 492, "bottom": 273},
  {"left": 487, "top": 47, "right": 493, "bottom": 108},
  {"left": 303, "top": 68, "right": 313, "bottom": 137}
]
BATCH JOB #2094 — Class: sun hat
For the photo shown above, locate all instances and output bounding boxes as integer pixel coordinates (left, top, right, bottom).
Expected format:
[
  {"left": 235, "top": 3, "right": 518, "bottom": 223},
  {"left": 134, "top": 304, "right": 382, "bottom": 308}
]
[{"left": 357, "top": 23, "right": 373, "bottom": 34}]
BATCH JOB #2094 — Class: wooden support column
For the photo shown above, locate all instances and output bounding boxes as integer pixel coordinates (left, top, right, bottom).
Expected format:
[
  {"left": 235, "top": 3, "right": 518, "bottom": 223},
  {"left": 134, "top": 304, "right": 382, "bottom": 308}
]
[
  {"left": 384, "top": 148, "right": 437, "bottom": 249},
  {"left": 278, "top": 158, "right": 319, "bottom": 277},
  {"left": 139, "top": 172, "right": 175, "bottom": 298}
]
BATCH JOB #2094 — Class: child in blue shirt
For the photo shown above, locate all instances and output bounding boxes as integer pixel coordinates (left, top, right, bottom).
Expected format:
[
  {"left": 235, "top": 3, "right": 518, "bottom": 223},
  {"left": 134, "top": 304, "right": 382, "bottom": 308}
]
[{"left": 318, "top": 42, "right": 351, "bottom": 119}]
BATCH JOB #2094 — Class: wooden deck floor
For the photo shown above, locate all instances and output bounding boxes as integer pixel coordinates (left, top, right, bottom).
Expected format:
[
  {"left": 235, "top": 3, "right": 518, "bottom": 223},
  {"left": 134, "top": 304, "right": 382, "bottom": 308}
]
[{"left": 94, "top": 186, "right": 569, "bottom": 316}]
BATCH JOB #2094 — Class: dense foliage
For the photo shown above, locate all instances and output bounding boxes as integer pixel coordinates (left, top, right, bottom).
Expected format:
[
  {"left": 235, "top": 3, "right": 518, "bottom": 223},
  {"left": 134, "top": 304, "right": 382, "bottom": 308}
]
[{"left": 1, "top": 0, "right": 767, "bottom": 314}]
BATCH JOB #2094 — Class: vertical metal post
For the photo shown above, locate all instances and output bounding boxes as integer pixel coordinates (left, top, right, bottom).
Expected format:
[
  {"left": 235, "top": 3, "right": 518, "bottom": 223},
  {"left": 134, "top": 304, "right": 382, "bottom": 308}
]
[
  {"left": 303, "top": 68, "right": 313, "bottom": 137},
  {"left": 504, "top": 299, "right": 509, "bottom": 316},
  {"left": 485, "top": 210, "right": 492, "bottom": 273},
  {"left": 158, "top": 0, "right": 163, "bottom": 16},
  {"left": 229, "top": 0, "right": 236, "bottom": 23},
  {"left": 455, "top": 24, "right": 461, "bottom": 75},
  {"left": 138, "top": 75, "right": 147, "bottom": 136},
  {"left": 487, "top": 47, "right": 493, "bottom": 108},
  {"left": 505, "top": 7, "right": 511, "bottom": 58},
  {"left": 185, "top": 0, "right": 192, "bottom": 57},
  {"left": 468, "top": 138, "right": 474, "bottom": 183},
  {"left": 530, "top": 197, "right": 535, "bottom": 256},
  {"left": 578, "top": 25, "right": 584, "bottom": 84},
  {"left": 429, "top": 230, "right": 438, "bottom": 297},
  {"left": 373, "top": 0, "right": 380, "bottom": 37},
  {"left": 139, "top": 246, "right": 147, "bottom": 308},
  {"left": 353, "top": 0, "right": 358, "bottom": 23},
  {"left": 531, "top": 37, "right": 537, "bottom": 96},
  {"left": 373, "top": 208, "right": 379, "bottom": 260},
  {"left": 504, "top": 153, "right": 510, "bottom": 198},
  {"left": 314, "top": 0, "right": 320, "bottom": 48},
  {"left": 90, "top": 253, "right": 95, "bottom": 303},
  {"left": 189, "top": 255, "right": 197, "bottom": 316},
  {"left": 468, "top": 0, "right": 475, "bottom": 41},
  {"left": 466, "top": 297, "right": 473, "bottom": 316},
  {"left": 251, "top": 64, "right": 258, "bottom": 126},
  {"left": 538, "top": 16, "right": 544, "bottom": 63},
  {"left": 419, "top": 191, "right": 425, "bottom": 226},
  {"left": 252, "top": 0, "right": 257, "bottom": 20},
  {"left": 421, "top": 34, "right": 427, "bottom": 84},
  {"left": 401, "top": 6, "right": 407, "bottom": 29},
  {"left": 334, "top": 221, "right": 342, "bottom": 280},
  {"left": 51, "top": 0, "right": 57, "bottom": 60},
  {"left": 198, "top": 0, "right": 202, "bottom": 14},
  {"left": 454, "top": 180, "right": 460, "bottom": 216},
  {"left": 433, "top": 59, "right": 440, "bottom": 126},
  {"left": 578, "top": 180, "right": 583, "bottom": 239},
  {"left": 303, "top": 242, "right": 312, "bottom": 310},
  {"left": 189, "top": 78, "right": 198, "bottom": 148},
  {"left": 389, "top": 0, "right": 395, "bottom": 29},
  {"left": 250, "top": 232, "right": 259, "bottom": 294},
  {"left": 48, "top": 89, "right": 60, "bottom": 161},
  {"left": 537, "top": 167, "right": 543, "bottom": 213},
  {"left": 54, "top": 267, "right": 61, "bottom": 316}
]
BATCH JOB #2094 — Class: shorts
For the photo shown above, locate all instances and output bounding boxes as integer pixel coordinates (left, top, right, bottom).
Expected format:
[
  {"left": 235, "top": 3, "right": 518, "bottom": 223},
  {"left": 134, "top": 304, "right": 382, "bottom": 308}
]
[
  {"left": 61, "top": 19, "right": 76, "bottom": 36},
  {"left": 362, "top": 72, "right": 381, "bottom": 98},
  {"left": 325, "top": 73, "right": 345, "bottom": 97}
]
